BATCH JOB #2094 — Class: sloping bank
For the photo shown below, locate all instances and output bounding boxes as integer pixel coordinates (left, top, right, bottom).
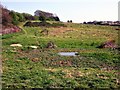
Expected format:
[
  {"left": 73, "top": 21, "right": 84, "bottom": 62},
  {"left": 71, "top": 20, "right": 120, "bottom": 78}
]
[{"left": 1, "top": 25, "right": 21, "bottom": 34}]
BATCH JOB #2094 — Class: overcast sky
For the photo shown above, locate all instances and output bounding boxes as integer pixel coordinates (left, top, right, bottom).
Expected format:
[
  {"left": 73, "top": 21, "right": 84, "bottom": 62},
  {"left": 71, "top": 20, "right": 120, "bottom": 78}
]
[{"left": 1, "top": 0, "right": 119, "bottom": 23}]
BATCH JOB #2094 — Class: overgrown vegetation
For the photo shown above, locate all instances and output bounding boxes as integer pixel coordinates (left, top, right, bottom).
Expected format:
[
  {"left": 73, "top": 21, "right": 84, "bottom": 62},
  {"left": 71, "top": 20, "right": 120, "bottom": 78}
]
[
  {"left": 2, "top": 21, "right": 120, "bottom": 89},
  {"left": 24, "top": 21, "right": 66, "bottom": 27},
  {"left": 1, "top": 3, "right": 120, "bottom": 89}
]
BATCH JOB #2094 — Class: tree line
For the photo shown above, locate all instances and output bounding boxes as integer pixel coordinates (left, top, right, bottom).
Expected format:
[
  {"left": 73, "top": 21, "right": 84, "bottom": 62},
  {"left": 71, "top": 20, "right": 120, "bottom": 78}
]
[{"left": 1, "top": 4, "right": 60, "bottom": 27}]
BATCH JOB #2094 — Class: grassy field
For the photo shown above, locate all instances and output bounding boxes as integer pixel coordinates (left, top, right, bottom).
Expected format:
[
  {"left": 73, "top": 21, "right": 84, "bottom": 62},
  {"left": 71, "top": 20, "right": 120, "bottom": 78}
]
[{"left": 1, "top": 22, "right": 120, "bottom": 89}]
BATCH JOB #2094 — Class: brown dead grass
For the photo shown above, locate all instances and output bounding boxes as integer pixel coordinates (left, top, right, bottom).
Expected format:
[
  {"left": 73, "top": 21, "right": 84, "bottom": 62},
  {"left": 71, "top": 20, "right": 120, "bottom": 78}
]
[
  {"left": 62, "top": 69, "right": 84, "bottom": 78},
  {"left": 49, "top": 27, "right": 75, "bottom": 36}
]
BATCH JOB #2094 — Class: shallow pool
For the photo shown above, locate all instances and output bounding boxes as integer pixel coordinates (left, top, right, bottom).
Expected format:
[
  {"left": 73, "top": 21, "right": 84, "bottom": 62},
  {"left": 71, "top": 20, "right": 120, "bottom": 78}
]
[{"left": 58, "top": 52, "right": 78, "bottom": 56}]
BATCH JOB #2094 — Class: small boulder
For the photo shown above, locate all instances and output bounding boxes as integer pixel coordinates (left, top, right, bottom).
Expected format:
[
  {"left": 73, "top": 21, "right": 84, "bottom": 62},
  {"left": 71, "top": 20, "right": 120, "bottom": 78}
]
[
  {"left": 46, "top": 41, "right": 57, "bottom": 49},
  {"left": 96, "top": 40, "right": 117, "bottom": 49},
  {"left": 10, "top": 44, "right": 22, "bottom": 47},
  {"left": 40, "top": 29, "right": 48, "bottom": 35},
  {"left": 29, "top": 46, "right": 38, "bottom": 49}
]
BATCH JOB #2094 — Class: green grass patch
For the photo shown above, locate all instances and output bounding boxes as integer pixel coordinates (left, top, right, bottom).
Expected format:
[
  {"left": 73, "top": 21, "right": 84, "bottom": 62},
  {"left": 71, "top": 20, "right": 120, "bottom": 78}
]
[{"left": 2, "top": 21, "right": 119, "bottom": 88}]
